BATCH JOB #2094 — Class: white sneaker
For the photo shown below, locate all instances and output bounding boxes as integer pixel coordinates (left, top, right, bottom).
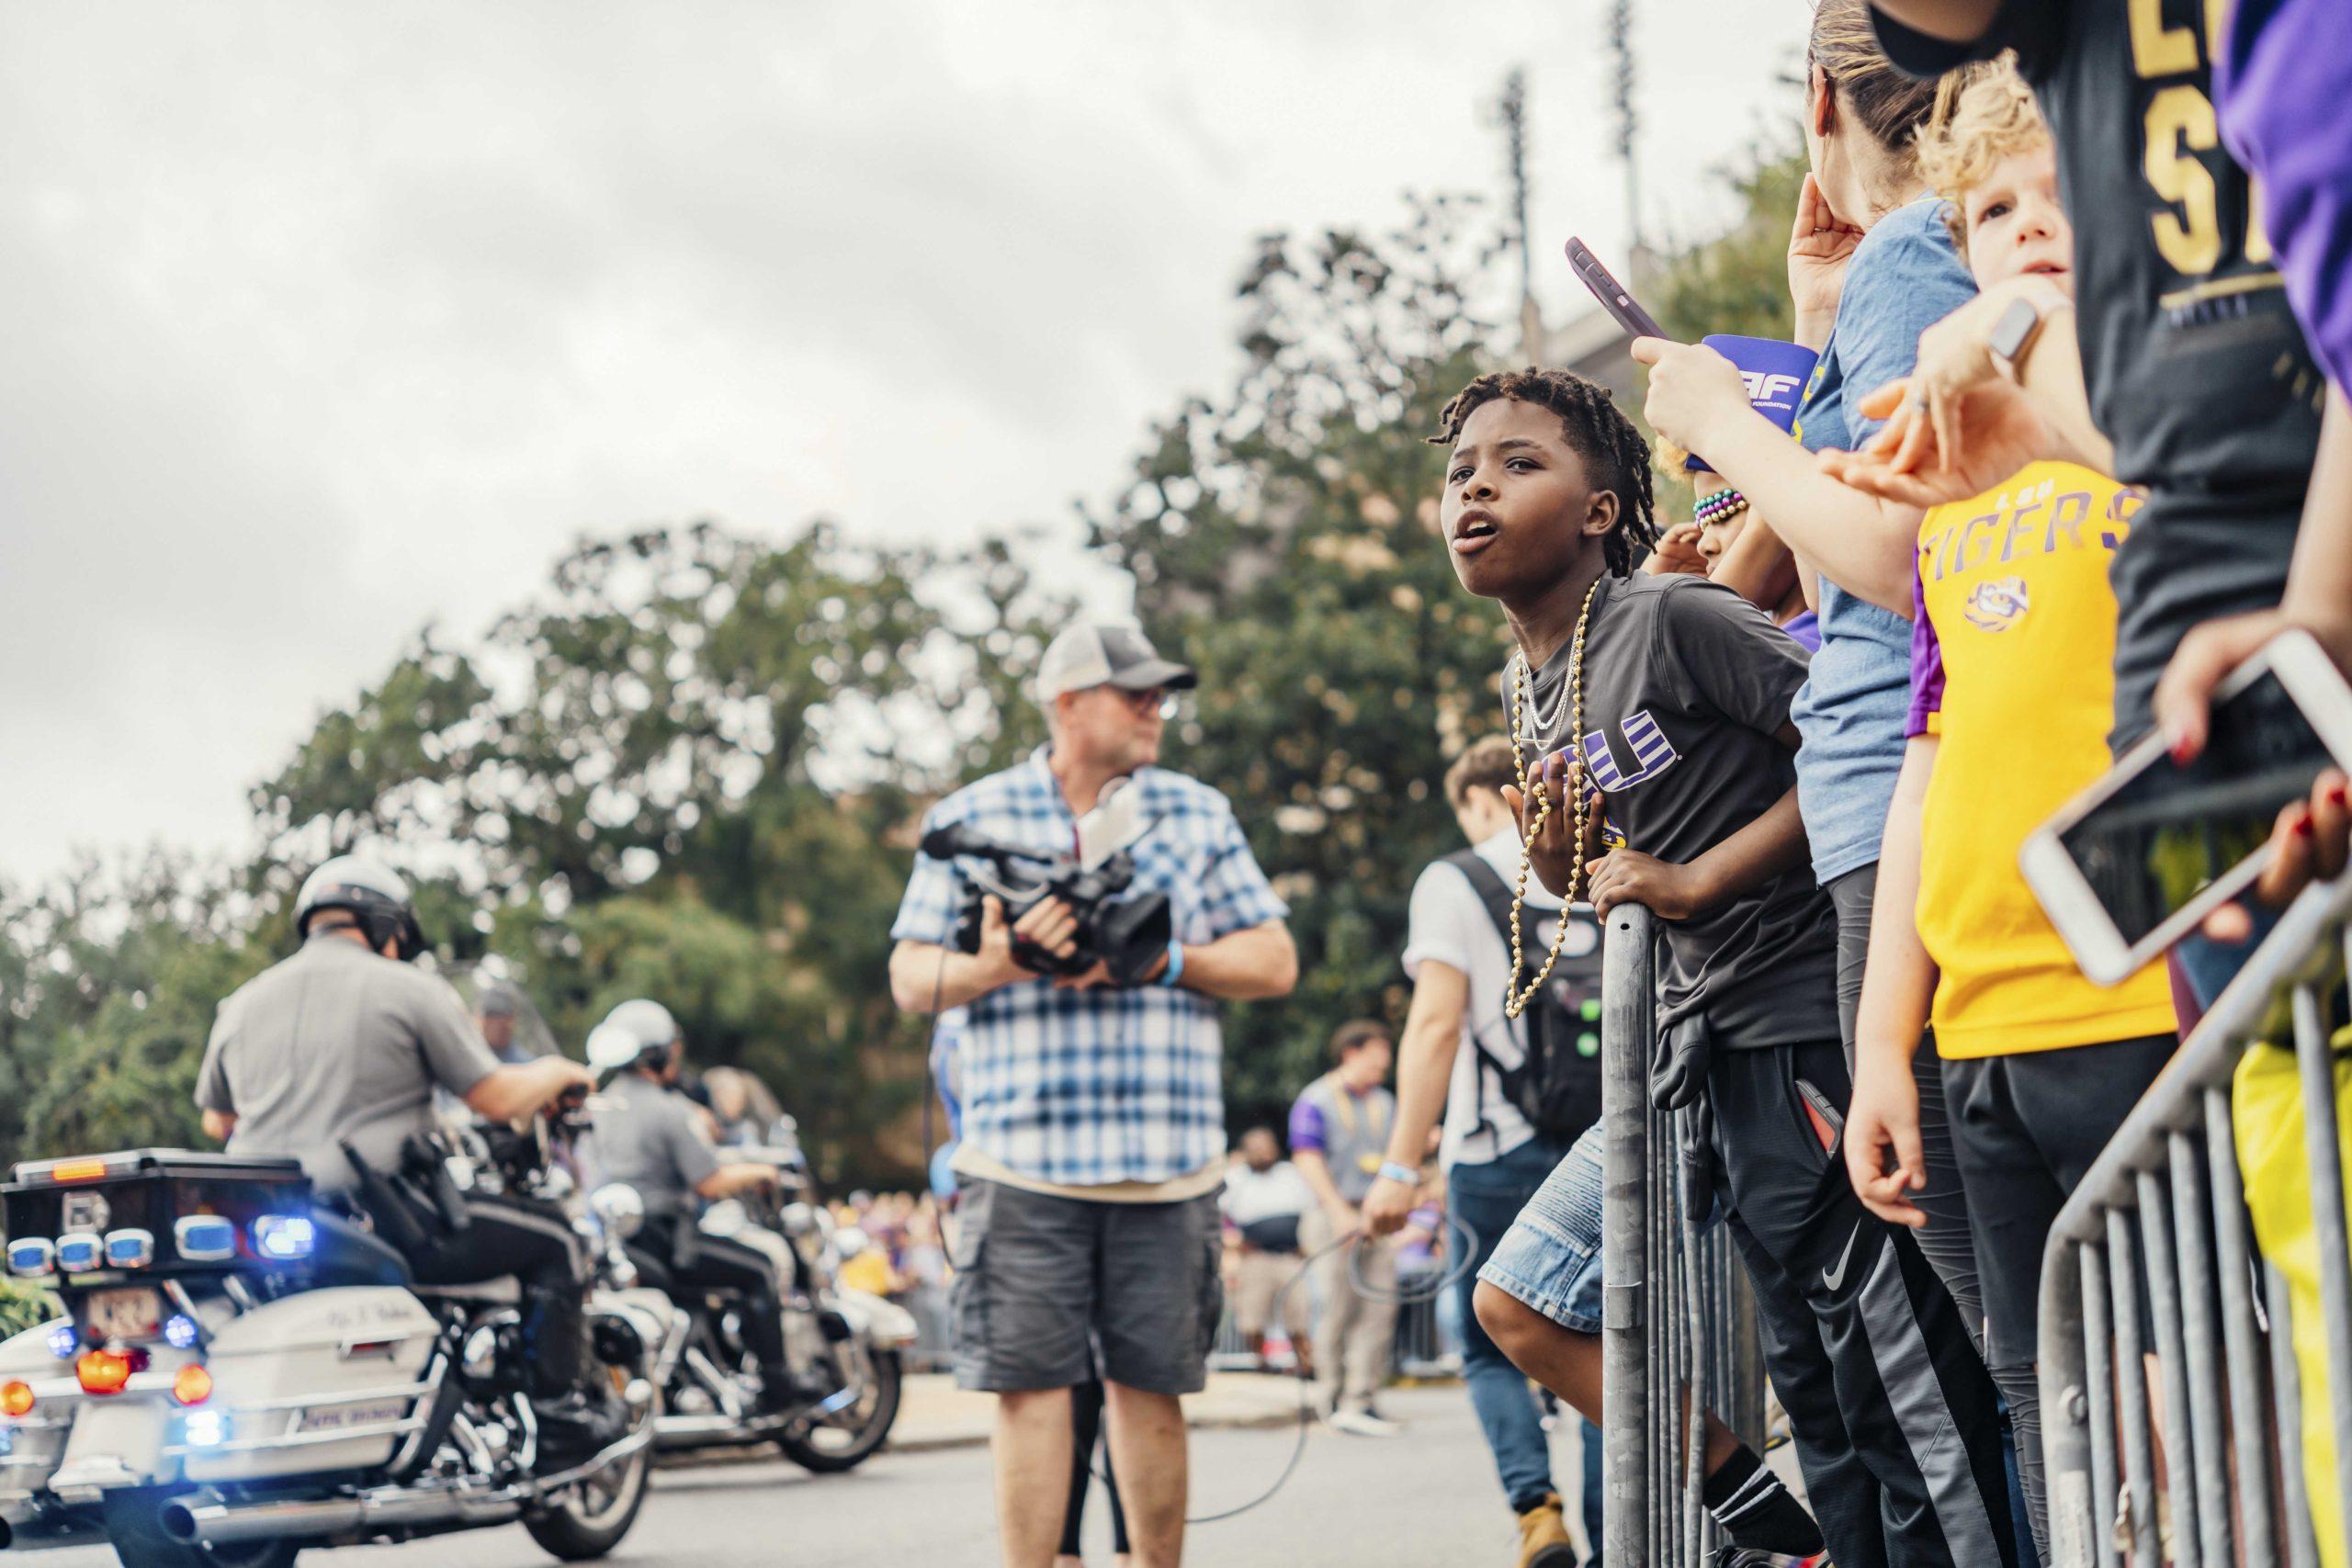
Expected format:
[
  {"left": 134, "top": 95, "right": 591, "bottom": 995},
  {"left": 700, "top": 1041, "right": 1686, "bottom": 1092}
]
[{"left": 1326, "top": 1407, "right": 1404, "bottom": 1438}]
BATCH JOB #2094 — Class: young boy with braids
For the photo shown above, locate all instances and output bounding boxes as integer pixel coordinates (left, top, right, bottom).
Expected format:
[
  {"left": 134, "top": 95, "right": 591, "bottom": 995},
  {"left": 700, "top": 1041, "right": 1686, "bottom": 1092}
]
[{"left": 1438, "top": 367, "right": 2018, "bottom": 1568}]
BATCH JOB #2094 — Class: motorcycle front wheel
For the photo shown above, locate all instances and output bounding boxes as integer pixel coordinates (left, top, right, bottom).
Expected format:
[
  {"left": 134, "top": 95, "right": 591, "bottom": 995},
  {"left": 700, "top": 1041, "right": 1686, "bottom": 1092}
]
[
  {"left": 103, "top": 1489, "right": 300, "bottom": 1568},
  {"left": 522, "top": 1385, "right": 658, "bottom": 1562},
  {"left": 776, "top": 1348, "right": 900, "bottom": 1473}
]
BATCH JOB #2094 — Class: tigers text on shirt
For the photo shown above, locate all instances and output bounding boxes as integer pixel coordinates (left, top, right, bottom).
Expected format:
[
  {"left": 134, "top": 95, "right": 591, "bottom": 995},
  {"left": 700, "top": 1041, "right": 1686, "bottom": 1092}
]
[{"left": 1907, "top": 461, "right": 2179, "bottom": 1058}]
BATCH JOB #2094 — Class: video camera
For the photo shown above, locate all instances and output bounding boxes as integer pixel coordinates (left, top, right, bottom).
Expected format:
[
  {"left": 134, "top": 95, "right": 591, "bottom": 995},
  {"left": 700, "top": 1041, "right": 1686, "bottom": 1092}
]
[{"left": 924, "top": 822, "right": 1173, "bottom": 985}]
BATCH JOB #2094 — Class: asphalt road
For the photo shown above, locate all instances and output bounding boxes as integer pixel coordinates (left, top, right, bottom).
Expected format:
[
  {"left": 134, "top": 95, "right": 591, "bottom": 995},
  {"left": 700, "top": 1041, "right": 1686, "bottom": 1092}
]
[{"left": 40, "top": 1385, "right": 1597, "bottom": 1568}]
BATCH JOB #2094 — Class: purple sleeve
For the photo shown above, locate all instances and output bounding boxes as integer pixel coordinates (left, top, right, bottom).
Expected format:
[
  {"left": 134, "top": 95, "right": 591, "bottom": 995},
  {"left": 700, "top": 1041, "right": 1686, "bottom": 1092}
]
[
  {"left": 1287, "top": 1096, "right": 1329, "bottom": 1156},
  {"left": 1905, "top": 564, "right": 1944, "bottom": 739},
  {"left": 2219, "top": 0, "right": 2352, "bottom": 389}
]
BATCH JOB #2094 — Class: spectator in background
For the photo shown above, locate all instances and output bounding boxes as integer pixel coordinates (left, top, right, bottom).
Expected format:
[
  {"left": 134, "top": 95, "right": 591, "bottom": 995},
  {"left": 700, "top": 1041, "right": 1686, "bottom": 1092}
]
[
  {"left": 1362, "top": 737, "right": 1597, "bottom": 1568},
  {"left": 474, "top": 983, "right": 528, "bottom": 1063},
  {"left": 1218, "top": 1127, "right": 1315, "bottom": 1375},
  {"left": 1292, "top": 1021, "right": 1402, "bottom": 1438}
]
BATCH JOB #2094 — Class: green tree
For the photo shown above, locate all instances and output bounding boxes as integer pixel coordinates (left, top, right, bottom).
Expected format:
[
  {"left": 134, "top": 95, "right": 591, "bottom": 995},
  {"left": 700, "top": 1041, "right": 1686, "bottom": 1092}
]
[{"left": 1087, "top": 196, "right": 1522, "bottom": 1129}]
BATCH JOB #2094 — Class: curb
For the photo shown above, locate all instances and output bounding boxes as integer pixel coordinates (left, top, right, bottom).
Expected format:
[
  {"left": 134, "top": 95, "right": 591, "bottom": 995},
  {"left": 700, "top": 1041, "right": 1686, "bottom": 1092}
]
[{"left": 654, "top": 1398, "right": 1314, "bottom": 1468}]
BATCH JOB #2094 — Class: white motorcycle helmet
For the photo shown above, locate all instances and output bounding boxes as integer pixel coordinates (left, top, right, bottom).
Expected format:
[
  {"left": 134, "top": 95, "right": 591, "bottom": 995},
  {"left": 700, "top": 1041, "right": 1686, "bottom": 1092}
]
[
  {"left": 584, "top": 1021, "right": 653, "bottom": 1074},
  {"left": 590, "top": 998, "right": 678, "bottom": 1076},
  {"left": 294, "top": 855, "right": 426, "bottom": 961},
  {"left": 601, "top": 998, "right": 680, "bottom": 1051}
]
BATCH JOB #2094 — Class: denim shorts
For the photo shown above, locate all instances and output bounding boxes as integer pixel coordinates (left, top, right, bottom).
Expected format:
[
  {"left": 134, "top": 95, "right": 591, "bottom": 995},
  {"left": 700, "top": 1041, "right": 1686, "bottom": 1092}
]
[{"left": 1476, "top": 1122, "right": 1606, "bottom": 1334}]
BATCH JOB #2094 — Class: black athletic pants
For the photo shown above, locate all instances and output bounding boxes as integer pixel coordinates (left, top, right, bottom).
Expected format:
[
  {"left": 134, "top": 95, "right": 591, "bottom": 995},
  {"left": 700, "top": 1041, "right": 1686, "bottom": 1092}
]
[
  {"left": 408, "top": 1191, "right": 594, "bottom": 1400},
  {"left": 647, "top": 1218, "right": 791, "bottom": 1378},
  {"left": 1709, "top": 1041, "right": 2019, "bottom": 1568},
  {"left": 1943, "top": 1035, "right": 2177, "bottom": 1563}
]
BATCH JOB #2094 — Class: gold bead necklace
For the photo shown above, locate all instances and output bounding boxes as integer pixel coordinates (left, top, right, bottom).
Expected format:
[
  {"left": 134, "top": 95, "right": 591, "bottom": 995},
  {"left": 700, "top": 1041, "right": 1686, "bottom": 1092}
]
[{"left": 1503, "top": 575, "right": 1602, "bottom": 1021}]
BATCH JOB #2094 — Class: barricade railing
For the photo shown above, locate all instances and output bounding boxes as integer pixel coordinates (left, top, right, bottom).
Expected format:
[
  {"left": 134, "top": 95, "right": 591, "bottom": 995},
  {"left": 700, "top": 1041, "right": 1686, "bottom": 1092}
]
[
  {"left": 1602, "top": 903, "right": 1770, "bottom": 1566},
  {"left": 2040, "top": 874, "right": 2352, "bottom": 1568}
]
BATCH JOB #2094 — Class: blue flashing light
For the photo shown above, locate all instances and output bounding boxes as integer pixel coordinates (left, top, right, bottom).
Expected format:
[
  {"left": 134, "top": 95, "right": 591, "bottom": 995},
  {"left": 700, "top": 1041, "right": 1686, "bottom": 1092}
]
[
  {"left": 104, "top": 1230, "right": 154, "bottom": 1269},
  {"left": 252, "top": 1215, "right": 315, "bottom": 1263},
  {"left": 0, "top": 1426, "right": 15, "bottom": 1457},
  {"left": 164, "top": 1314, "right": 200, "bottom": 1351},
  {"left": 6, "top": 1239, "right": 53, "bottom": 1280},
  {"left": 45, "top": 1323, "right": 75, "bottom": 1360},
  {"left": 175, "top": 1216, "right": 237, "bottom": 1264},
  {"left": 54, "top": 1235, "right": 102, "bottom": 1274},
  {"left": 182, "top": 1408, "right": 227, "bottom": 1449}
]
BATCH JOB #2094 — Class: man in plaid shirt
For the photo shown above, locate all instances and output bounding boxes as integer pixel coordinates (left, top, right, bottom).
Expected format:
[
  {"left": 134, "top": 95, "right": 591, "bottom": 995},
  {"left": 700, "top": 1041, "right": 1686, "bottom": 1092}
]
[{"left": 890, "top": 621, "right": 1295, "bottom": 1568}]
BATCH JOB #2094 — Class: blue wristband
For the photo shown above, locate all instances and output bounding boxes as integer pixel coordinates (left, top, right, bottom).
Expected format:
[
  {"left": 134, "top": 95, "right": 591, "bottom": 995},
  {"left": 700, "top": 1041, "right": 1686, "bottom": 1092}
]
[
  {"left": 1377, "top": 1161, "right": 1419, "bottom": 1187},
  {"left": 1157, "top": 943, "right": 1185, "bottom": 988}
]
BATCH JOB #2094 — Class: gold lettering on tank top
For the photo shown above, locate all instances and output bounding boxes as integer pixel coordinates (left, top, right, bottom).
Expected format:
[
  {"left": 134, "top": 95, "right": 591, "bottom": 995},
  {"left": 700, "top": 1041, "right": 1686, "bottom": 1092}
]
[{"left": 2129, "top": 0, "right": 2275, "bottom": 287}]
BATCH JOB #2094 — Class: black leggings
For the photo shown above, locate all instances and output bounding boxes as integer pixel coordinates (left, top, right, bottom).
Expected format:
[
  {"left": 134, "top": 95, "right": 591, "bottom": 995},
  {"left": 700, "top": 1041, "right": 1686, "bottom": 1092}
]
[
  {"left": 1061, "top": 1378, "right": 1129, "bottom": 1558},
  {"left": 1827, "top": 862, "right": 1985, "bottom": 1346}
]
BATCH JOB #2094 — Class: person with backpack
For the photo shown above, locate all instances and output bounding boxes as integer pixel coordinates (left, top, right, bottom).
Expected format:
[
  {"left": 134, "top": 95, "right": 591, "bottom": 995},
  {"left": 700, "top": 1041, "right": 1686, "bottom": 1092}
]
[{"left": 1363, "top": 737, "right": 1609, "bottom": 1567}]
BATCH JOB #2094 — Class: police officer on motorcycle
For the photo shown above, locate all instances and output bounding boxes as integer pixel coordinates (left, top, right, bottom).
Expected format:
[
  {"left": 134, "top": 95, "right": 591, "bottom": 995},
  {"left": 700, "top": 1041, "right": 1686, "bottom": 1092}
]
[
  {"left": 582, "top": 1003, "right": 806, "bottom": 1413},
  {"left": 192, "top": 855, "right": 622, "bottom": 1468}
]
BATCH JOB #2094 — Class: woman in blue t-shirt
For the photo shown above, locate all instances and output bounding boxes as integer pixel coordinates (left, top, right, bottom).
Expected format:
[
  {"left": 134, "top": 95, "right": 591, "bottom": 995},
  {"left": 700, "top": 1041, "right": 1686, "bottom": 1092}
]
[{"left": 1631, "top": 0, "right": 1983, "bottom": 1327}]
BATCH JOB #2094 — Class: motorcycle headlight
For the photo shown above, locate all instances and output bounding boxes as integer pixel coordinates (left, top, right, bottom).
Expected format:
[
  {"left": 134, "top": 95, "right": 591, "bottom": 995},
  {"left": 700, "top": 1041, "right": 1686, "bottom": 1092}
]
[{"left": 588, "top": 1184, "right": 646, "bottom": 1241}]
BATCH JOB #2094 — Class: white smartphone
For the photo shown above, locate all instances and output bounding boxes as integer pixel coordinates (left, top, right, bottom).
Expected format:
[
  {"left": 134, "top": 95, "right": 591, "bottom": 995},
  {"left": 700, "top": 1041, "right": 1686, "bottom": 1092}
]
[{"left": 2020, "top": 629, "right": 2352, "bottom": 987}]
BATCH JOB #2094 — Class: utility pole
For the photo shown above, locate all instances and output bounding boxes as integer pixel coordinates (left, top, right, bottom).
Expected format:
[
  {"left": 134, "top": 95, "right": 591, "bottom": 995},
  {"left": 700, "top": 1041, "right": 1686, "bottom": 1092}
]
[
  {"left": 1495, "top": 67, "right": 1544, "bottom": 362},
  {"left": 1609, "top": 0, "right": 1645, "bottom": 273}
]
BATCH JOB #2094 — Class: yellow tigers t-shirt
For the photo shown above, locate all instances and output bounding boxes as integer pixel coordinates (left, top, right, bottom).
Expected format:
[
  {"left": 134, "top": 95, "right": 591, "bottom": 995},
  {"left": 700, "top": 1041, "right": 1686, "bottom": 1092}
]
[{"left": 1909, "top": 461, "right": 2177, "bottom": 1058}]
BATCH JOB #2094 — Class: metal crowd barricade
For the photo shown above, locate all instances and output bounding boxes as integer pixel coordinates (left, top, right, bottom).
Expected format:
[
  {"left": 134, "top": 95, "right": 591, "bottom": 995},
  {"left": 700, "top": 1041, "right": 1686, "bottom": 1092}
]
[
  {"left": 2040, "top": 875, "right": 2352, "bottom": 1568},
  {"left": 1601, "top": 904, "right": 1769, "bottom": 1567}
]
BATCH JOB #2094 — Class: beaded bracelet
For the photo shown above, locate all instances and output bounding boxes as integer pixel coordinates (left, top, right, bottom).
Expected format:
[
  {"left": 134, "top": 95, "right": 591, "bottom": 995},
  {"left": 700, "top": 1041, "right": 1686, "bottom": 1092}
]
[{"left": 1693, "top": 487, "right": 1750, "bottom": 527}]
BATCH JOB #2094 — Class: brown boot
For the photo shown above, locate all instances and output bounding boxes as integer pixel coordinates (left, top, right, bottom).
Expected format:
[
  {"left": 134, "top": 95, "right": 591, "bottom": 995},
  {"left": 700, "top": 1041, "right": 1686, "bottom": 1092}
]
[{"left": 1514, "top": 1492, "right": 1578, "bottom": 1568}]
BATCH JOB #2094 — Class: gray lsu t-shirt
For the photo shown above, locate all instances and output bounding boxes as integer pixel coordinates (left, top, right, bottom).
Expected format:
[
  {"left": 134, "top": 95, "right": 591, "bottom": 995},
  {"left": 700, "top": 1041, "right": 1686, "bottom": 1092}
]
[
  {"left": 582, "top": 1071, "right": 719, "bottom": 1219},
  {"left": 196, "top": 933, "right": 503, "bottom": 1190},
  {"left": 1515, "top": 573, "right": 1840, "bottom": 1051}
]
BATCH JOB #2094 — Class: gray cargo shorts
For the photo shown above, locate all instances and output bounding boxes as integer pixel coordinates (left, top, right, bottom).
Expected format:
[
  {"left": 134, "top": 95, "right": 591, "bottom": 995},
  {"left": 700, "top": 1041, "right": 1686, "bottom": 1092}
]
[{"left": 948, "top": 1178, "right": 1225, "bottom": 1395}]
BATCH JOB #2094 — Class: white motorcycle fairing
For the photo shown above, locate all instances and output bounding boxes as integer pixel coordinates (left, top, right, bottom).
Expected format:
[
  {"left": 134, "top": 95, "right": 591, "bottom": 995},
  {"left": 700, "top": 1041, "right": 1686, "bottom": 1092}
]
[{"left": 830, "top": 1287, "right": 917, "bottom": 1349}]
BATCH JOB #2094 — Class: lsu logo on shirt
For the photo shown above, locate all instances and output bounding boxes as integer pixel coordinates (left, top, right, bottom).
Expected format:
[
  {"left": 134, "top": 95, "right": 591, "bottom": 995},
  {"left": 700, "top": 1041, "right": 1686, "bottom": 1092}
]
[
  {"left": 1963, "top": 578, "right": 2030, "bottom": 632},
  {"left": 1579, "top": 710, "right": 1681, "bottom": 793}
]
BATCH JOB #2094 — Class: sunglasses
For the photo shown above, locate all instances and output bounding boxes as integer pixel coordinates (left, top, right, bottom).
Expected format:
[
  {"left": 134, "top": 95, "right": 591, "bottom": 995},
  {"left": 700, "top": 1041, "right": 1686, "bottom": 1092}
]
[{"left": 1106, "top": 686, "right": 1182, "bottom": 721}]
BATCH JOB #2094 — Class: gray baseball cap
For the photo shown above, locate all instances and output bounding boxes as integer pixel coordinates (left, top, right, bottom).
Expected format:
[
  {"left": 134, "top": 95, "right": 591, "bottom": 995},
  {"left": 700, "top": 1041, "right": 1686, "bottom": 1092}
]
[{"left": 1035, "top": 623, "right": 1197, "bottom": 705}]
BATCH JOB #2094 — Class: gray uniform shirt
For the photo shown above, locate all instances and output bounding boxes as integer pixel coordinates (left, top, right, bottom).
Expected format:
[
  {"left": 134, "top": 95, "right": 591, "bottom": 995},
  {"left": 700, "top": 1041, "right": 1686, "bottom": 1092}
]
[
  {"left": 195, "top": 933, "right": 503, "bottom": 1190},
  {"left": 582, "top": 1072, "right": 718, "bottom": 1219},
  {"left": 1520, "top": 573, "right": 1840, "bottom": 1051}
]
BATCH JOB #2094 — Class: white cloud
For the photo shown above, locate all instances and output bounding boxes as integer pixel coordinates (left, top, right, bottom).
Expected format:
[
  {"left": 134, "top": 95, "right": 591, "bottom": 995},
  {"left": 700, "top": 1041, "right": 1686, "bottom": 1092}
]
[{"left": 0, "top": 0, "right": 1806, "bottom": 883}]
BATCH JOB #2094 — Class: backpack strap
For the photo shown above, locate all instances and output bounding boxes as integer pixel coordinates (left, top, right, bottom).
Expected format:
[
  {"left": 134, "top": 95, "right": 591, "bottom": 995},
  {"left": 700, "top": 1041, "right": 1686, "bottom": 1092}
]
[
  {"left": 1438, "top": 849, "right": 1538, "bottom": 1145},
  {"left": 1442, "top": 848, "right": 1522, "bottom": 954}
]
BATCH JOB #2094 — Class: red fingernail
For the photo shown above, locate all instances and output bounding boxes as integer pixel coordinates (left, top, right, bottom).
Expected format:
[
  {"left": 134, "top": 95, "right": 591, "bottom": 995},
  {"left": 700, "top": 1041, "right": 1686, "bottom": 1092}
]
[
  {"left": 2296, "top": 813, "right": 2315, "bottom": 838},
  {"left": 2331, "top": 784, "right": 2347, "bottom": 808}
]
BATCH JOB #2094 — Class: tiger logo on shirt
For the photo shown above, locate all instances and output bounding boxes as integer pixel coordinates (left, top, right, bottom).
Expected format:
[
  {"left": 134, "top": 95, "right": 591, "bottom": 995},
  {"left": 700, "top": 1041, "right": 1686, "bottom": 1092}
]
[{"left": 1963, "top": 578, "right": 2030, "bottom": 633}]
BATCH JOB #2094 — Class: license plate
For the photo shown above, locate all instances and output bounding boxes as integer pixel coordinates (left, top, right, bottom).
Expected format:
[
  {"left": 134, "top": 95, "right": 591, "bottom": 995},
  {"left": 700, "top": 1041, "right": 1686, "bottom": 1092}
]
[
  {"left": 296, "top": 1399, "right": 408, "bottom": 1435},
  {"left": 85, "top": 1287, "right": 162, "bottom": 1343}
]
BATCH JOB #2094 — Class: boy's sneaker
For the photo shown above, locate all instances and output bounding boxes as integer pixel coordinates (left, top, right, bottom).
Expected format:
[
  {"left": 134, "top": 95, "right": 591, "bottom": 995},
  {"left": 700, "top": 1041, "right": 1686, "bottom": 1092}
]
[
  {"left": 1513, "top": 1493, "right": 1577, "bottom": 1568},
  {"left": 1326, "top": 1406, "right": 1403, "bottom": 1438}
]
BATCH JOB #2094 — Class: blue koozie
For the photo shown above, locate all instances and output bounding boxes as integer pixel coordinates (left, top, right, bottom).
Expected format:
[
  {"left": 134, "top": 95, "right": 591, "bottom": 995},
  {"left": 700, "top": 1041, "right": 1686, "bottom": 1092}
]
[{"left": 1686, "top": 334, "right": 1821, "bottom": 473}]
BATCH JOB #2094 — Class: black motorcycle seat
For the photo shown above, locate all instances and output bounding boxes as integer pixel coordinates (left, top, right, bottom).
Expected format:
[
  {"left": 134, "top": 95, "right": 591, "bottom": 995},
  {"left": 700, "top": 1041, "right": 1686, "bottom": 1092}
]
[{"left": 311, "top": 1208, "right": 416, "bottom": 1289}]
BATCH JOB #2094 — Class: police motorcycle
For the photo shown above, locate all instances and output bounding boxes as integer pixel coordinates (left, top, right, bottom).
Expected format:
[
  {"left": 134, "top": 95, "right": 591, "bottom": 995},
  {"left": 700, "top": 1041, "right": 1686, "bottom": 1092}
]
[
  {"left": 578, "top": 1038, "right": 910, "bottom": 1473},
  {"left": 0, "top": 1097, "right": 674, "bottom": 1566}
]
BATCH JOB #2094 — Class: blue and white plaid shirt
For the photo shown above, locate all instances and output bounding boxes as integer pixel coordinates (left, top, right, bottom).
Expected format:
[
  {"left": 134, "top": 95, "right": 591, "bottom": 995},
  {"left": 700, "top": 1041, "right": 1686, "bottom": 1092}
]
[{"left": 892, "top": 748, "right": 1288, "bottom": 1188}]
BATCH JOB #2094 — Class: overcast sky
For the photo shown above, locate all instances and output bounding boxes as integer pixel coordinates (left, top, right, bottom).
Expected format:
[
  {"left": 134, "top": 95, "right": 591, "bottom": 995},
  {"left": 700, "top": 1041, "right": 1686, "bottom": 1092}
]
[{"left": 0, "top": 0, "right": 1809, "bottom": 886}]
